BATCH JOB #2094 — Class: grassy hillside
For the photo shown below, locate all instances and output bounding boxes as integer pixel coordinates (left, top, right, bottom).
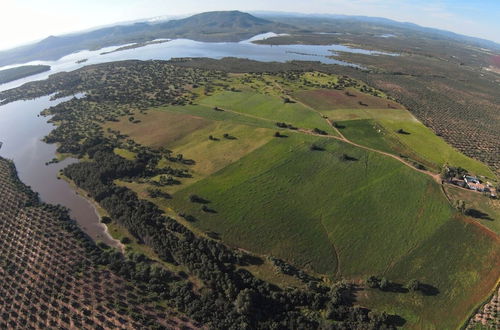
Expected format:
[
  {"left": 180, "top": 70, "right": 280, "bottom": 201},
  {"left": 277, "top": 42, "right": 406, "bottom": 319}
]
[
  {"left": 170, "top": 134, "right": 453, "bottom": 275},
  {"left": 158, "top": 104, "right": 277, "bottom": 129},
  {"left": 292, "top": 86, "right": 496, "bottom": 177},
  {"left": 361, "top": 217, "right": 499, "bottom": 329},
  {"left": 167, "top": 120, "right": 274, "bottom": 180},
  {"left": 338, "top": 116, "right": 495, "bottom": 177},
  {"left": 84, "top": 68, "right": 497, "bottom": 328},
  {"left": 169, "top": 131, "right": 498, "bottom": 329},
  {"left": 378, "top": 119, "right": 495, "bottom": 177},
  {"left": 444, "top": 184, "right": 500, "bottom": 235},
  {"left": 336, "top": 119, "right": 395, "bottom": 154},
  {"left": 199, "top": 90, "right": 336, "bottom": 134}
]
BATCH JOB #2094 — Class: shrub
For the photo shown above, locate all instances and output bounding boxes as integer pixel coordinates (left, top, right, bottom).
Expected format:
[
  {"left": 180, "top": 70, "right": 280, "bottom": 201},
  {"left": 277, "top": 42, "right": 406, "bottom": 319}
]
[
  {"left": 310, "top": 144, "right": 325, "bottom": 151},
  {"left": 189, "top": 194, "right": 210, "bottom": 204},
  {"left": 379, "top": 277, "right": 389, "bottom": 290},
  {"left": 313, "top": 128, "right": 328, "bottom": 135},
  {"left": 101, "top": 216, "right": 112, "bottom": 224},
  {"left": 405, "top": 279, "right": 420, "bottom": 292},
  {"left": 120, "top": 237, "right": 131, "bottom": 244},
  {"left": 366, "top": 276, "right": 380, "bottom": 289}
]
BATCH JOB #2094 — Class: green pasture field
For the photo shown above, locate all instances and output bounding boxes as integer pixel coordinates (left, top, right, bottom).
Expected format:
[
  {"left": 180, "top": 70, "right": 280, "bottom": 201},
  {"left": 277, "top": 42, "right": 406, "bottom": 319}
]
[
  {"left": 289, "top": 86, "right": 494, "bottom": 177},
  {"left": 101, "top": 72, "right": 498, "bottom": 328},
  {"left": 170, "top": 133, "right": 454, "bottom": 275},
  {"left": 168, "top": 120, "right": 274, "bottom": 180},
  {"left": 326, "top": 112, "right": 493, "bottom": 177},
  {"left": 360, "top": 217, "right": 499, "bottom": 329},
  {"left": 168, "top": 131, "right": 498, "bottom": 329},
  {"left": 159, "top": 104, "right": 277, "bottom": 129},
  {"left": 337, "top": 118, "right": 460, "bottom": 172},
  {"left": 321, "top": 108, "right": 416, "bottom": 122},
  {"left": 379, "top": 119, "right": 495, "bottom": 178},
  {"left": 335, "top": 119, "right": 396, "bottom": 154},
  {"left": 338, "top": 115, "right": 495, "bottom": 177},
  {"left": 444, "top": 184, "right": 500, "bottom": 235},
  {"left": 198, "top": 90, "right": 336, "bottom": 133}
]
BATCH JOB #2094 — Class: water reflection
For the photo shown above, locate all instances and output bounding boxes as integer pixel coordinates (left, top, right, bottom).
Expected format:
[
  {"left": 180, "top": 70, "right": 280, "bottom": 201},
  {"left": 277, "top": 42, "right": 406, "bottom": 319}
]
[{"left": 0, "top": 95, "right": 121, "bottom": 248}]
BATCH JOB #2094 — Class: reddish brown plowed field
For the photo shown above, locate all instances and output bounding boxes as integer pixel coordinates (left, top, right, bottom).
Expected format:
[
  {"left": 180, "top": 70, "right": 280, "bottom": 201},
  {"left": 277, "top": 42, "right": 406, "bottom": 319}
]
[
  {"left": 294, "top": 88, "right": 404, "bottom": 110},
  {"left": 490, "top": 55, "right": 500, "bottom": 68}
]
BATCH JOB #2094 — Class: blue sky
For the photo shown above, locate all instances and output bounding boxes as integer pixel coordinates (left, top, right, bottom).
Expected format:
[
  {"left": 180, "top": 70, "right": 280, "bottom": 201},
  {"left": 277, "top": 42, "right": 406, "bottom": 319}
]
[{"left": 0, "top": 0, "right": 499, "bottom": 50}]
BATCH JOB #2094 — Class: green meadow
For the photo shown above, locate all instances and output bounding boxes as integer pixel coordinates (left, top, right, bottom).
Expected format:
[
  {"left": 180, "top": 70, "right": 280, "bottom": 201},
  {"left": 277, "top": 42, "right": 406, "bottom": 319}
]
[
  {"left": 337, "top": 116, "right": 494, "bottom": 177},
  {"left": 169, "top": 132, "right": 498, "bottom": 328},
  {"left": 336, "top": 119, "right": 396, "bottom": 154},
  {"left": 379, "top": 119, "right": 495, "bottom": 177},
  {"left": 198, "top": 90, "right": 336, "bottom": 134},
  {"left": 361, "top": 217, "right": 499, "bottom": 329},
  {"left": 159, "top": 104, "right": 277, "bottom": 129},
  {"left": 444, "top": 184, "right": 500, "bottom": 235},
  {"left": 170, "top": 134, "right": 454, "bottom": 275}
]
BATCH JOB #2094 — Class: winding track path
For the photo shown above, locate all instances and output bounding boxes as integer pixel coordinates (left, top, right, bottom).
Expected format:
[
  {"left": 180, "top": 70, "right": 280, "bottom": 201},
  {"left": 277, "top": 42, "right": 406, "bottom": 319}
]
[
  {"left": 204, "top": 82, "right": 494, "bottom": 214},
  {"left": 205, "top": 90, "right": 443, "bottom": 184},
  {"left": 300, "top": 124, "right": 442, "bottom": 184},
  {"left": 287, "top": 88, "right": 500, "bottom": 241},
  {"left": 274, "top": 82, "right": 444, "bottom": 184}
]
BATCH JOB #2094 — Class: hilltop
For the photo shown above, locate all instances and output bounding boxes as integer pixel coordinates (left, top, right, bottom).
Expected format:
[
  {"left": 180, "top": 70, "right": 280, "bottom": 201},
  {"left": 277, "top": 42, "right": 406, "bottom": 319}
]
[{"left": 0, "top": 11, "right": 294, "bottom": 67}]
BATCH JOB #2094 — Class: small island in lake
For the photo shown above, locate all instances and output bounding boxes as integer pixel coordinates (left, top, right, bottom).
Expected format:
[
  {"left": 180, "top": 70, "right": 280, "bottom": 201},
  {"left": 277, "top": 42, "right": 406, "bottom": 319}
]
[{"left": 100, "top": 39, "right": 170, "bottom": 55}]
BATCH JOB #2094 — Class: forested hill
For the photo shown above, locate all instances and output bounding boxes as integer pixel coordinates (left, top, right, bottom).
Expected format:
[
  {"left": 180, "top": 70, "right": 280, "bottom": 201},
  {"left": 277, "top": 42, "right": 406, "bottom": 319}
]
[
  {"left": 256, "top": 12, "right": 500, "bottom": 51},
  {"left": 0, "top": 11, "right": 294, "bottom": 67}
]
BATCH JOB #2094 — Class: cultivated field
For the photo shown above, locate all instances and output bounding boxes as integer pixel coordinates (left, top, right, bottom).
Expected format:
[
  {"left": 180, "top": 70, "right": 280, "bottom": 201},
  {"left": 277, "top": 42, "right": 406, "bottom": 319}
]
[
  {"left": 294, "top": 88, "right": 403, "bottom": 111},
  {"left": 0, "top": 158, "right": 193, "bottom": 329},
  {"left": 199, "top": 90, "right": 336, "bottom": 133},
  {"left": 170, "top": 134, "right": 454, "bottom": 275}
]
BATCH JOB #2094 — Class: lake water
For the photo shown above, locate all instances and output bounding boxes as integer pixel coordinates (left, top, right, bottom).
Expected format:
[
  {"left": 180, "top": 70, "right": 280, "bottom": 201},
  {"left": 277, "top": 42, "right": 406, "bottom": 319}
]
[
  {"left": 0, "top": 32, "right": 396, "bottom": 92},
  {"left": 0, "top": 95, "right": 121, "bottom": 248},
  {"left": 0, "top": 33, "right": 395, "bottom": 247}
]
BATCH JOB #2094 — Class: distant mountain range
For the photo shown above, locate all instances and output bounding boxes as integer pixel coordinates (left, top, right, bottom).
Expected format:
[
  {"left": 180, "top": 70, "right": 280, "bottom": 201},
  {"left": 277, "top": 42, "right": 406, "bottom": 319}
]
[
  {"left": 0, "top": 10, "right": 498, "bottom": 67},
  {"left": 255, "top": 11, "right": 500, "bottom": 51}
]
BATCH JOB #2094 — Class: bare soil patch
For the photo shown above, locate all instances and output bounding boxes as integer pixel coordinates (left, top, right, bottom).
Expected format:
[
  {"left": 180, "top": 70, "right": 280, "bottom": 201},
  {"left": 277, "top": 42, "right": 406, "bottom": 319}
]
[
  {"left": 294, "top": 88, "right": 404, "bottom": 111},
  {"left": 106, "top": 110, "right": 212, "bottom": 148}
]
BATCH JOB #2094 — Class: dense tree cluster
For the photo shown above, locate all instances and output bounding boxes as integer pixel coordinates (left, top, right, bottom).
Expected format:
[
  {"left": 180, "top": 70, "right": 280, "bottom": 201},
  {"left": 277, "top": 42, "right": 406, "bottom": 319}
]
[{"left": 276, "top": 122, "right": 298, "bottom": 130}]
